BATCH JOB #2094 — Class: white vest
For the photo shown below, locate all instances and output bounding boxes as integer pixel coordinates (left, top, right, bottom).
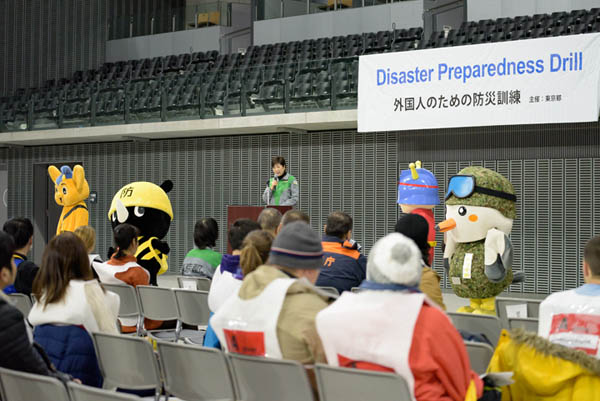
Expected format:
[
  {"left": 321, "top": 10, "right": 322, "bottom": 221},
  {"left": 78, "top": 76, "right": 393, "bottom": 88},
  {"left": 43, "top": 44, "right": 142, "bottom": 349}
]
[
  {"left": 211, "top": 278, "right": 296, "bottom": 358},
  {"left": 316, "top": 290, "right": 436, "bottom": 401},
  {"left": 208, "top": 266, "right": 242, "bottom": 313},
  {"left": 539, "top": 288, "right": 600, "bottom": 358},
  {"left": 93, "top": 260, "right": 149, "bottom": 285}
]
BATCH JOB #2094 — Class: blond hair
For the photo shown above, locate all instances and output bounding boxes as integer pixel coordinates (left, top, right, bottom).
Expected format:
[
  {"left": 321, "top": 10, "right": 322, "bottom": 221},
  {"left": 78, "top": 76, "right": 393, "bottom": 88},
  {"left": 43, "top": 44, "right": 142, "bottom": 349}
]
[{"left": 73, "top": 226, "right": 96, "bottom": 253}]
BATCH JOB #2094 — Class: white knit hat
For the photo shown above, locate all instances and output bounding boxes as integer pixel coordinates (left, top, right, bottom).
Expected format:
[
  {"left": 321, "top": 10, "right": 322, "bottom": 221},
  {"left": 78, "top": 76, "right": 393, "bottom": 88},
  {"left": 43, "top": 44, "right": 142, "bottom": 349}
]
[{"left": 366, "top": 233, "right": 422, "bottom": 287}]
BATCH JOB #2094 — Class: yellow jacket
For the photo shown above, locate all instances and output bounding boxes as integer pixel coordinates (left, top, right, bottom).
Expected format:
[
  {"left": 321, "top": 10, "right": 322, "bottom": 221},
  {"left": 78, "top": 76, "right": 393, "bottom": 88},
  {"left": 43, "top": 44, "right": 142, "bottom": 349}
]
[{"left": 488, "top": 329, "right": 600, "bottom": 401}]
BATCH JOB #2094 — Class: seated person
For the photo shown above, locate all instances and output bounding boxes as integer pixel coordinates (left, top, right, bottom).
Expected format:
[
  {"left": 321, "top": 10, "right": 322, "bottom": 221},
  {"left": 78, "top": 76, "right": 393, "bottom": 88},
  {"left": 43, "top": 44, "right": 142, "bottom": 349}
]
[
  {"left": 95, "top": 223, "right": 172, "bottom": 333},
  {"left": 73, "top": 225, "right": 102, "bottom": 279},
  {"left": 211, "top": 222, "right": 328, "bottom": 364},
  {"left": 2, "top": 217, "right": 39, "bottom": 295},
  {"left": 539, "top": 235, "right": 600, "bottom": 357},
  {"left": 204, "top": 218, "right": 261, "bottom": 347},
  {"left": 182, "top": 218, "right": 222, "bottom": 278},
  {"left": 316, "top": 211, "right": 366, "bottom": 293},
  {"left": 240, "top": 230, "right": 274, "bottom": 277},
  {"left": 258, "top": 208, "right": 282, "bottom": 237},
  {"left": 0, "top": 231, "right": 73, "bottom": 383},
  {"left": 278, "top": 209, "right": 310, "bottom": 232},
  {"left": 316, "top": 233, "right": 483, "bottom": 401},
  {"left": 29, "top": 232, "right": 119, "bottom": 387},
  {"left": 395, "top": 214, "right": 445, "bottom": 309}
]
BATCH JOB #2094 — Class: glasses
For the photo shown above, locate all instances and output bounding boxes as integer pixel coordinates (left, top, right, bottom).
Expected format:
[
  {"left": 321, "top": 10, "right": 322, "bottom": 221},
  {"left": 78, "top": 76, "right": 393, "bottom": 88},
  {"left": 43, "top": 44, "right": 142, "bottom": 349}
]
[{"left": 445, "top": 175, "right": 517, "bottom": 202}]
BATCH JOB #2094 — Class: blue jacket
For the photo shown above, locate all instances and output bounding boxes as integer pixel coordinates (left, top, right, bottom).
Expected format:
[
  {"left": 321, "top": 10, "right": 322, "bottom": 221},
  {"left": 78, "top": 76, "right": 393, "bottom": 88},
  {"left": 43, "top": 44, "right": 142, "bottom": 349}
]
[
  {"left": 316, "top": 235, "right": 367, "bottom": 294},
  {"left": 34, "top": 324, "right": 103, "bottom": 387}
]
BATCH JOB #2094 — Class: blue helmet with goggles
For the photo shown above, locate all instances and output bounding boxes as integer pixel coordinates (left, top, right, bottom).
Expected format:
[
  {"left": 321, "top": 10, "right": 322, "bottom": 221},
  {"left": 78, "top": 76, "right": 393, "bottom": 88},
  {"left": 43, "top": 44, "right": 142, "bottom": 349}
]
[{"left": 398, "top": 161, "right": 440, "bottom": 206}]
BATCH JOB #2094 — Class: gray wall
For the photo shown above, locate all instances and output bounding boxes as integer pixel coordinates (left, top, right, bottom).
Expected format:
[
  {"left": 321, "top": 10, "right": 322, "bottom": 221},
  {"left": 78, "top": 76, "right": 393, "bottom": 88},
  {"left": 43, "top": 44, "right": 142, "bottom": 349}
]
[
  {"left": 4, "top": 122, "right": 600, "bottom": 295},
  {"left": 0, "top": 0, "right": 109, "bottom": 97},
  {"left": 106, "top": 3, "right": 252, "bottom": 61},
  {"left": 467, "top": 0, "right": 600, "bottom": 21},
  {"left": 253, "top": 0, "right": 423, "bottom": 45},
  {"left": 0, "top": 165, "right": 6, "bottom": 228}
]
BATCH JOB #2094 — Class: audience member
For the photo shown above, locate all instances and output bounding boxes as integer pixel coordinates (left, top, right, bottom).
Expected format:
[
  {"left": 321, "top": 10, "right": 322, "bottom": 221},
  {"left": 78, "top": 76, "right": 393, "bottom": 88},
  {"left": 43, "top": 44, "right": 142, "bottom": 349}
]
[
  {"left": 257, "top": 208, "right": 282, "bottom": 236},
  {"left": 315, "top": 211, "right": 366, "bottom": 293},
  {"left": 73, "top": 225, "right": 102, "bottom": 279},
  {"left": 182, "top": 218, "right": 222, "bottom": 278},
  {"left": 2, "top": 217, "right": 39, "bottom": 295},
  {"left": 316, "top": 233, "right": 483, "bottom": 401},
  {"left": 240, "top": 230, "right": 274, "bottom": 277},
  {"left": 279, "top": 209, "right": 310, "bottom": 231},
  {"left": 204, "top": 218, "right": 261, "bottom": 347},
  {"left": 28, "top": 232, "right": 119, "bottom": 387},
  {"left": 94, "top": 223, "right": 165, "bottom": 333},
  {"left": 0, "top": 231, "right": 73, "bottom": 383},
  {"left": 539, "top": 235, "right": 600, "bottom": 355},
  {"left": 395, "top": 214, "right": 445, "bottom": 309},
  {"left": 212, "top": 222, "right": 328, "bottom": 363}
]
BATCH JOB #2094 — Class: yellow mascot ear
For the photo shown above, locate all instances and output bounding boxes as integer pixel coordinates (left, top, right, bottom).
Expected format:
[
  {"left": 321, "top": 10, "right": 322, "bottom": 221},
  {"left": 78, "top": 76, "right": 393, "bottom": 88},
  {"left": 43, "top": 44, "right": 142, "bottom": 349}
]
[
  {"left": 73, "top": 165, "right": 86, "bottom": 193},
  {"left": 48, "top": 165, "right": 61, "bottom": 184}
]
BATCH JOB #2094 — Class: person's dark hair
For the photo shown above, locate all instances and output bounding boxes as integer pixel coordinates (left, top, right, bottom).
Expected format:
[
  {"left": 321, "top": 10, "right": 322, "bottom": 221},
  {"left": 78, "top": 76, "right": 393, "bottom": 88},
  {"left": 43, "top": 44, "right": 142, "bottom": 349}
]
[
  {"left": 584, "top": 235, "right": 600, "bottom": 276},
  {"left": 32, "top": 232, "right": 93, "bottom": 307},
  {"left": 240, "top": 230, "right": 274, "bottom": 277},
  {"left": 281, "top": 210, "right": 310, "bottom": 226},
  {"left": 228, "top": 219, "right": 261, "bottom": 251},
  {"left": 258, "top": 208, "right": 282, "bottom": 232},
  {"left": 194, "top": 218, "right": 219, "bottom": 249},
  {"left": 325, "top": 211, "right": 353, "bottom": 239},
  {"left": 0, "top": 231, "right": 16, "bottom": 272},
  {"left": 113, "top": 223, "right": 140, "bottom": 259},
  {"left": 394, "top": 214, "right": 431, "bottom": 266},
  {"left": 3, "top": 217, "right": 34, "bottom": 249},
  {"left": 271, "top": 156, "right": 286, "bottom": 168}
]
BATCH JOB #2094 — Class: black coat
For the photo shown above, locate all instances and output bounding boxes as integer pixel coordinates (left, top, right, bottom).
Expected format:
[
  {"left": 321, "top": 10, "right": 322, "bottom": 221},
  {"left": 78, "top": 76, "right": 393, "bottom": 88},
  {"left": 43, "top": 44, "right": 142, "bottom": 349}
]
[{"left": 0, "top": 296, "right": 69, "bottom": 381}]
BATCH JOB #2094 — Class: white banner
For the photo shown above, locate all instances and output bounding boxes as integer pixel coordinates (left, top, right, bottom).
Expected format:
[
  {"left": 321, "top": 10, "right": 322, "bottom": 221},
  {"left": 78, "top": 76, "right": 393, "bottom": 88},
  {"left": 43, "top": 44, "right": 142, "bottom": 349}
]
[{"left": 358, "top": 33, "right": 600, "bottom": 132}]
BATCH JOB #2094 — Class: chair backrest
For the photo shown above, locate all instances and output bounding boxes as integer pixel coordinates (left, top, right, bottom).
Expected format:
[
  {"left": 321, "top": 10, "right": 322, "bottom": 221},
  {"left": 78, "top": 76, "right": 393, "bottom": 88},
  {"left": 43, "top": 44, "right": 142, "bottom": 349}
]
[
  {"left": 177, "top": 276, "right": 212, "bottom": 291},
  {"left": 101, "top": 283, "right": 140, "bottom": 318},
  {"left": 68, "top": 381, "right": 140, "bottom": 401},
  {"left": 228, "top": 353, "right": 314, "bottom": 401},
  {"left": 317, "top": 286, "right": 340, "bottom": 296},
  {"left": 156, "top": 341, "right": 236, "bottom": 401},
  {"left": 508, "top": 317, "right": 539, "bottom": 332},
  {"left": 137, "top": 285, "right": 178, "bottom": 320},
  {"left": 495, "top": 297, "right": 542, "bottom": 328},
  {"left": 173, "top": 288, "right": 210, "bottom": 326},
  {"left": 0, "top": 367, "right": 70, "bottom": 401},
  {"left": 350, "top": 287, "right": 362, "bottom": 293},
  {"left": 8, "top": 293, "right": 33, "bottom": 317},
  {"left": 464, "top": 341, "right": 494, "bottom": 375},
  {"left": 91, "top": 332, "right": 162, "bottom": 391},
  {"left": 448, "top": 312, "right": 502, "bottom": 347},
  {"left": 314, "top": 364, "right": 411, "bottom": 401}
]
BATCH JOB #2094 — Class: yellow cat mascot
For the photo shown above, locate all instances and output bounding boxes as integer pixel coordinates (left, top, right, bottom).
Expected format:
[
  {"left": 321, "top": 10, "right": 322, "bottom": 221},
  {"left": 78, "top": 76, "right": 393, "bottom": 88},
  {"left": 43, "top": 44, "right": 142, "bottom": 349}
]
[{"left": 48, "top": 165, "right": 90, "bottom": 235}]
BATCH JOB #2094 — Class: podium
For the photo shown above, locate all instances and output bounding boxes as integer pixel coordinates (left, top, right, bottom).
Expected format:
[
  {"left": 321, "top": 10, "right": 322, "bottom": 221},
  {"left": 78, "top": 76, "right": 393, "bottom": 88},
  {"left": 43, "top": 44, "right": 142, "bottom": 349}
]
[{"left": 226, "top": 205, "right": 292, "bottom": 253}]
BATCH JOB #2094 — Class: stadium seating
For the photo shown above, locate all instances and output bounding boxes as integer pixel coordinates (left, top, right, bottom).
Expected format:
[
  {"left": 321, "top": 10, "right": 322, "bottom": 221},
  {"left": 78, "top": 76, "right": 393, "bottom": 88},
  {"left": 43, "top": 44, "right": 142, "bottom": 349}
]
[{"left": 1, "top": 8, "right": 599, "bottom": 132}]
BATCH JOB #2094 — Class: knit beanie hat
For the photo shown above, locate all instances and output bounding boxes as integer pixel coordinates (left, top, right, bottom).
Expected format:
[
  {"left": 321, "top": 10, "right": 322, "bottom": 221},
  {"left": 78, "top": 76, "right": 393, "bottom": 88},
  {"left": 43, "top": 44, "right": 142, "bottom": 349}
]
[
  {"left": 394, "top": 214, "right": 431, "bottom": 266},
  {"left": 366, "top": 233, "right": 422, "bottom": 287},
  {"left": 269, "top": 222, "right": 324, "bottom": 270}
]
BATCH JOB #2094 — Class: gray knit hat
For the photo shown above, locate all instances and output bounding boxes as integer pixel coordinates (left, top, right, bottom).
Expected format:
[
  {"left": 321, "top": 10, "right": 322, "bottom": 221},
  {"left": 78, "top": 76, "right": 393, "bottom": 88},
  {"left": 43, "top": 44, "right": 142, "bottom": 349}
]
[{"left": 269, "top": 222, "right": 323, "bottom": 269}]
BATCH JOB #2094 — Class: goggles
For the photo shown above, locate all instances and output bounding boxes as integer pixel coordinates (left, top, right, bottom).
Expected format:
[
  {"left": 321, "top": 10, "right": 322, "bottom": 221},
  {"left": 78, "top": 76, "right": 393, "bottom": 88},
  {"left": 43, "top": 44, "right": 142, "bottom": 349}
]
[{"left": 445, "top": 175, "right": 517, "bottom": 202}]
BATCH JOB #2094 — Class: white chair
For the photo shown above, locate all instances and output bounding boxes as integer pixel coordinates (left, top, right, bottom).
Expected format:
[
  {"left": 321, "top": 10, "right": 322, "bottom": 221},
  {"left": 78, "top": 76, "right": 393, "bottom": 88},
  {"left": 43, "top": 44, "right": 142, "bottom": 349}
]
[
  {"left": 495, "top": 297, "right": 541, "bottom": 329},
  {"left": 173, "top": 288, "right": 210, "bottom": 344},
  {"left": 227, "top": 353, "right": 314, "bottom": 401},
  {"left": 0, "top": 367, "right": 70, "bottom": 401},
  {"left": 314, "top": 363, "right": 411, "bottom": 401},
  {"left": 156, "top": 341, "right": 236, "bottom": 401},
  {"left": 91, "top": 332, "right": 163, "bottom": 401},
  {"left": 464, "top": 340, "right": 494, "bottom": 375},
  {"left": 68, "top": 381, "right": 141, "bottom": 401},
  {"left": 8, "top": 293, "right": 33, "bottom": 317},
  {"left": 508, "top": 317, "right": 539, "bottom": 332},
  {"left": 101, "top": 283, "right": 143, "bottom": 336},
  {"left": 137, "top": 285, "right": 180, "bottom": 341},
  {"left": 177, "top": 275, "right": 212, "bottom": 291},
  {"left": 448, "top": 312, "right": 502, "bottom": 347}
]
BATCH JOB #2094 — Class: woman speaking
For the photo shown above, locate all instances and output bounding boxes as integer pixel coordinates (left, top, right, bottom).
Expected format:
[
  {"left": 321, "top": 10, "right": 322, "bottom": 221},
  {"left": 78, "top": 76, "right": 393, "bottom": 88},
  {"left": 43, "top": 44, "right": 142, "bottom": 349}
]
[{"left": 262, "top": 156, "right": 299, "bottom": 206}]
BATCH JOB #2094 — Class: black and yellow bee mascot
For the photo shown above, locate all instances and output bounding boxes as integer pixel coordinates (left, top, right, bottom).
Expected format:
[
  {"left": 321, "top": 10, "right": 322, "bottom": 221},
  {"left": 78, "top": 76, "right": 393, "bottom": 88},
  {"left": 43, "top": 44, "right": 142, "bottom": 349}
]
[{"left": 108, "top": 180, "right": 173, "bottom": 285}]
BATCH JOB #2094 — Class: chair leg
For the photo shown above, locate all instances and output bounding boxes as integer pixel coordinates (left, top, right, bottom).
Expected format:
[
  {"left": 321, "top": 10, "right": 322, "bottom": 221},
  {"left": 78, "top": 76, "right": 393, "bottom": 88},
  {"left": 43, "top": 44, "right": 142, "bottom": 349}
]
[{"left": 174, "top": 320, "right": 182, "bottom": 342}]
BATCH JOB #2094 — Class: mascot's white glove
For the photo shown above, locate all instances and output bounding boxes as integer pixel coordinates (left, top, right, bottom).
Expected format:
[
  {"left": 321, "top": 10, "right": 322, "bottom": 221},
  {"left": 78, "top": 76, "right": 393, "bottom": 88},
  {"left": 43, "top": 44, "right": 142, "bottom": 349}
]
[{"left": 484, "top": 228, "right": 512, "bottom": 283}]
